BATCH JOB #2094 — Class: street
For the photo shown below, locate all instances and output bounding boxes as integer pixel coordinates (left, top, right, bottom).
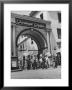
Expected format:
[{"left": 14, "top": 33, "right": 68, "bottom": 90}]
[{"left": 11, "top": 66, "right": 61, "bottom": 79}]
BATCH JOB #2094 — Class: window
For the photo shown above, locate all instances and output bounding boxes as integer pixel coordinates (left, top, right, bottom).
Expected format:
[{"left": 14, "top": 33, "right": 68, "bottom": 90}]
[
  {"left": 58, "top": 12, "right": 61, "bottom": 23},
  {"left": 20, "top": 45, "right": 22, "bottom": 50},
  {"left": 57, "top": 28, "right": 61, "bottom": 39},
  {"left": 23, "top": 44, "right": 24, "bottom": 49},
  {"left": 31, "top": 40, "right": 33, "bottom": 44},
  {"left": 40, "top": 13, "right": 43, "bottom": 19},
  {"left": 57, "top": 42, "right": 61, "bottom": 49},
  {"left": 11, "top": 52, "right": 13, "bottom": 56}
]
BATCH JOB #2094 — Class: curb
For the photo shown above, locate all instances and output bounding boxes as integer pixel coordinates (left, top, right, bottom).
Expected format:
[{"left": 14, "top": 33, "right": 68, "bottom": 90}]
[{"left": 11, "top": 69, "right": 23, "bottom": 72}]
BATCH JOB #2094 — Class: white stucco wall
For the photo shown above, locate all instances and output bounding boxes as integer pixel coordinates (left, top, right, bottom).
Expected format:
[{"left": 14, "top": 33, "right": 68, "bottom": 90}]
[
  {"left": 32, "top": 11, "right": 61, "bottom": 42},
  {"left": 32, "top": 11, "right": 61, "bottom": 52}
]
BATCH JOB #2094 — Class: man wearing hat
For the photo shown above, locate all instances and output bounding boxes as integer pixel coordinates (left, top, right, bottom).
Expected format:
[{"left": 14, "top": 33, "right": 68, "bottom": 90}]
[
  {"left": 45, "top": 52, "right": 51, "bottom": 68},
  {"left": 39, "top": 54, "right": 43, "bottom": 68},
  {"left": 53, "top": 48, "right": 58, "bottom": 68}
]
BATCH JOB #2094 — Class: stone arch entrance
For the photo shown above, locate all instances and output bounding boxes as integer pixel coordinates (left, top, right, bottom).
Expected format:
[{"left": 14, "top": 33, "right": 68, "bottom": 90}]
[
  {"left": 11, "top": 13, "right": 54, "bottom": 69},
  {"left": 16, "top": 28, "right": 48, "bottom": 55}
]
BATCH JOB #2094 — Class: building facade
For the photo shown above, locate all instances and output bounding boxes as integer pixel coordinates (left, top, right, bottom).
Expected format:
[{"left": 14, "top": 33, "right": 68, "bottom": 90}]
[
  {"left": 11, "top": 12, "right": 58, "bottom": 69},
  {"left": 30, "top": 11, "right": 61, "bottom": 52}
]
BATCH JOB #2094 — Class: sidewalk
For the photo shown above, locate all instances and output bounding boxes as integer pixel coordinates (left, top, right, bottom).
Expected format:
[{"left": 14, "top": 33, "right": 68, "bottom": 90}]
[
  {"left": 11, "top": 66, "right": 61, "bottom": 79},
  {"left": 11, "top": 68, "right": 23, "bottom": 72}
]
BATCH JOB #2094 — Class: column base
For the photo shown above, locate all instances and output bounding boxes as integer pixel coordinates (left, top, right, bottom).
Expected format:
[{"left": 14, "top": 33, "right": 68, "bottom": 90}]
[{"left": 11, "top": 56, "right": 19, "bottom": 70}]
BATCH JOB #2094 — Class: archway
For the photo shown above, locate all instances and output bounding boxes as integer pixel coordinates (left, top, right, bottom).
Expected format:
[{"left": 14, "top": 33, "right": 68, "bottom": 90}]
[{"left": 16, "top": 28, "right": 48, "bottom": 58}]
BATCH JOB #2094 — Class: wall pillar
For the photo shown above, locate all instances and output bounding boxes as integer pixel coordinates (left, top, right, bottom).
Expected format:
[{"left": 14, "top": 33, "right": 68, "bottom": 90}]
[
  {"left": 46, "top": 30, "right": 51, "bottom": 54},
  {"left": 49, "top": 31, "right": 51, "bottom": 54},
  {"left": 50, "top": 32, "right": 58, "bottom": 55},
  {"left": 11, "top": 25, "right": 13, "bottom": 56},
  {"left": 11, "top": 24, "right": 17, "bottom": 57},
  {"left": 11, "top": 24, "right": 18, "bottom": 69}
]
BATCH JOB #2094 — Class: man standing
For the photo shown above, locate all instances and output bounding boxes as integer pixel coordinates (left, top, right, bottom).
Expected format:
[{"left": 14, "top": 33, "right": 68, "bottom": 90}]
[
  {"left": 39, "top": 54, "right": 43, "bottom": 68},
  {"left": 53, "top": 48, "right": 57, "bottom": 68},
  {"left": 45, "top": 52, "right": 51, "bottom": 68}
]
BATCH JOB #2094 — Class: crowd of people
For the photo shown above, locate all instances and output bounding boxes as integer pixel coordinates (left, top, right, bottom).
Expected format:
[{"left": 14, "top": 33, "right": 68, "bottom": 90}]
[{"left": 18, "top": 52, "right": 61, "bottom": 70}]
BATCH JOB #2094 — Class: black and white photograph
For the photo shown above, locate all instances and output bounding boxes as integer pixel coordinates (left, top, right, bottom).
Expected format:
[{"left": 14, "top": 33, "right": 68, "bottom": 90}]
[
  {"left": 11, "top": 11, "right": 61, "bottom": 79},
  {"left": 3, "top": 4, "right": 69, "bottom": 86}
]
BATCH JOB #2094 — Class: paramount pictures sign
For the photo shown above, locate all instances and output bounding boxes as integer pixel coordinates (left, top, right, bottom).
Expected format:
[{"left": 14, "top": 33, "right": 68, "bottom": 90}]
[{"left": 15, "top": 18, "right": 46, "bottom": 29}]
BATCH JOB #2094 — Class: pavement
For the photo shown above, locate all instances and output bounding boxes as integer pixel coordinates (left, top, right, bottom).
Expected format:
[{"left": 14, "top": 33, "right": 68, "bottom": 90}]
[
  {"left": 11, "top": 68, "right": 23, "bottom": 72},
  {"left": 11, "top": 66, "right": 61, "bottom": 79}
]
